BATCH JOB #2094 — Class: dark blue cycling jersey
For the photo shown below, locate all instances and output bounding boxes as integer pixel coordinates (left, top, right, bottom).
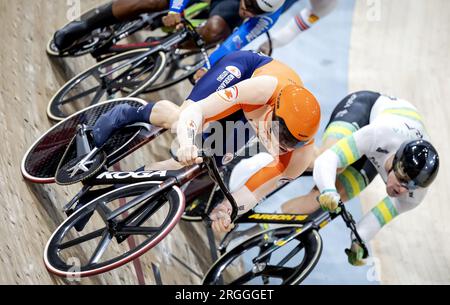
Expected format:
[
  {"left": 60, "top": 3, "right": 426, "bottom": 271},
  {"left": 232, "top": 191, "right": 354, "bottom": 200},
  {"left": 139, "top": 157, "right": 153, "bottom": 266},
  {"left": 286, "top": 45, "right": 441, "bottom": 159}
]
[
  {"left": 186, "top": 50, "right": 272, "bottom": 164},
  {"left": 188, "top": 50, "right": 272, "bottom": 102}
]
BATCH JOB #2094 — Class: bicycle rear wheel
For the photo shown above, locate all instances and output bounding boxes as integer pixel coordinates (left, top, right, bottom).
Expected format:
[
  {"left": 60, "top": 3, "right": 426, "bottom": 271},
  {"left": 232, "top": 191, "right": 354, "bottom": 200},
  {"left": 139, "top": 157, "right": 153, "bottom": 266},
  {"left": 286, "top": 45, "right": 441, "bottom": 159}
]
[
  {"left": 134, "top": 48, "right": 208, "bottom": 93},
  {"left": 203, "top": 227, "right": 322, "bottom": 285},
  {"left": 44, "top": 181, "right": 184, "bottom": 277},
  {"left": 47, "top": 49, "right": 166, "bottom": 121}
]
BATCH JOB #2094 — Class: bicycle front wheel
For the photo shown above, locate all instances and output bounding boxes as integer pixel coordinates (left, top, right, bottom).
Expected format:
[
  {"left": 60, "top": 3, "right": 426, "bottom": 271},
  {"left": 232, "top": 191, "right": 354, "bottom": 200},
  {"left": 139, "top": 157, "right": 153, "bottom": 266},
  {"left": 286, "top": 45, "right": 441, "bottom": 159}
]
[
  {"left": 203, "top": 227, "right": 323, "bottom": 285},
  {"left": 47, "top": 49, "right": 166, "bottom": 121},
  {"left": 44, "top": 181, "right": 184, "bottom": 277}
]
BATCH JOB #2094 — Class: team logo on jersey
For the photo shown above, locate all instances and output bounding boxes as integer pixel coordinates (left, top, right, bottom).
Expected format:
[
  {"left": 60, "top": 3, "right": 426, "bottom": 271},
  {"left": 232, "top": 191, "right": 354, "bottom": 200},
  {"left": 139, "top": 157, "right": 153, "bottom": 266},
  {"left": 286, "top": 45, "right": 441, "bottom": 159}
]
[
  {"left": 376, "top": 147, "right": 389, "bottom": 154},
  {"left": 187, "top": 120, "right": 197, "bottom": 130},
  {"left": 245, "top": 16, "right": 273, "bottom": 41},
  {"left": 218, "top": 86, "right": 239, "bottom": 103},
  {"left": 232, "top": 36, "right": 243, "bottom": 49},
  {"left": 226, "top": 66, "right": 242, "bottom": 79},
  {"left": 216, "top": 66, "right": 241, "bottom": 91}
]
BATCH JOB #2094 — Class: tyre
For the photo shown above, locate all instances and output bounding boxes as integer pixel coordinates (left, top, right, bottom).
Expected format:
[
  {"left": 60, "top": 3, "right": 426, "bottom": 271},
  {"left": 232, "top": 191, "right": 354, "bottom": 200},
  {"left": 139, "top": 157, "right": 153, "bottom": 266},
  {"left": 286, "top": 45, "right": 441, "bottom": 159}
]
[
  {"left": 44, "top": 181, "right": 185, "bottom": 277},
  {"left": 203, "top": 227, "right": 323, "bottom": 285},
  {"left": 47, "top": 49, "right": 166, "bottom": 121}
]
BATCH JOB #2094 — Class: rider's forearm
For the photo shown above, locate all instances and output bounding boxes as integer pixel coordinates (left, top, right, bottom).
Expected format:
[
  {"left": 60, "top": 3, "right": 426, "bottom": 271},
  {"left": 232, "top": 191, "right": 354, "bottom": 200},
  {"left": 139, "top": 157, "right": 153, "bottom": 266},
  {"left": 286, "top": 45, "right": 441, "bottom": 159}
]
[
  {"left": 206, "top": 9, "right": 283, "bottom": 67},
  {"left": 314, "top": 133, "right": 366, "bottom": 193},
  {"left": 357, "top": 191, "right": 426, "bottom": 242},
  {"left": 313, "top": 150, "right": 340, "bottom": 193},
  {"left": 233, "top": 186, "right": 259, "bottom": 215},
  {"left": 356, "top": 197, "right": 401, "bottom": 242},
  {"left": 169, "top": 0, "right": 190, "bottom": 13},
  {"left": 176, "top": 103, "right": 203, "bottom": 147},
  {"left": 270, "top": 0, "right": 337, "bottom": 48}
]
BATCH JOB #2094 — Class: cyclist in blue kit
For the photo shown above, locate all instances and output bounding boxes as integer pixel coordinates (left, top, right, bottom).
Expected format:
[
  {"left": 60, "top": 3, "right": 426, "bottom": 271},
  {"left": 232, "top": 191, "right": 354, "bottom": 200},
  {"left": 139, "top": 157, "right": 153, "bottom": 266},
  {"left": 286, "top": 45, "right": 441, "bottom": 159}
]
[{"left": 52, "top": 0, "right": 337, "bottom": 72}]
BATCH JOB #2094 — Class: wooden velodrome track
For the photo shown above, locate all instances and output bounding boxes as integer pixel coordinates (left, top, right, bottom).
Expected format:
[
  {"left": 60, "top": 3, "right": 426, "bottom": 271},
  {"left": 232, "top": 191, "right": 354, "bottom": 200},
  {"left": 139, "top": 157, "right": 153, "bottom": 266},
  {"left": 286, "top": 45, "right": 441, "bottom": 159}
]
[{"left": 0, "top": 0, "right": 448, "bottom": 284}]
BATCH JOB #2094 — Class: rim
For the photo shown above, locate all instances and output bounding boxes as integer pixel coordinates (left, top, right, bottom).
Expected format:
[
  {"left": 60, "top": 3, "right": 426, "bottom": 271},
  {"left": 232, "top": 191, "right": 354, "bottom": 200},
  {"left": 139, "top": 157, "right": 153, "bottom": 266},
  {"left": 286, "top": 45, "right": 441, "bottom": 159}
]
[{"left": 44, "top": 181, "right": 185, "bottom": 277}]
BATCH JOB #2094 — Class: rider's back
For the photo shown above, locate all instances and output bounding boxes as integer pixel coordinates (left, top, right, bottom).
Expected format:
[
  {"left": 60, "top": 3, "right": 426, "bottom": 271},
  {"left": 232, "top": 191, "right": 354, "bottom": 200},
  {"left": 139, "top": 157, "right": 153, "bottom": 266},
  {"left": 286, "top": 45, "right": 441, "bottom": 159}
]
[
  {"left": 188, "top": 50, "right": 304, "bottom": 113},
  {"left": 187, "top": 51, "right": 273, "bottom": 102}
]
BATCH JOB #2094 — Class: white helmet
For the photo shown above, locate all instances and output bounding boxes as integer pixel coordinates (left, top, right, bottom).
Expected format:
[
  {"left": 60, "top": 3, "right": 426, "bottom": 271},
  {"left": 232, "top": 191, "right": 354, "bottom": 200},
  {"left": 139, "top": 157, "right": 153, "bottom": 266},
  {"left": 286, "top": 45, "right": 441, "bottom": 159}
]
[{"left": 256, "top": 0, "right": 285, "bottom": 13}]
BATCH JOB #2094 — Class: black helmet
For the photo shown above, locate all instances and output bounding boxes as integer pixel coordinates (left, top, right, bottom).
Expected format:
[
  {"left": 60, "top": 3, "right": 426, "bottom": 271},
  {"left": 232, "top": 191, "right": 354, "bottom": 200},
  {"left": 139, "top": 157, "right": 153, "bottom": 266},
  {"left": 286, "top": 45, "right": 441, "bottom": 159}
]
[{"left": 393, "top": 139, "right": 439, "bottom": 188}]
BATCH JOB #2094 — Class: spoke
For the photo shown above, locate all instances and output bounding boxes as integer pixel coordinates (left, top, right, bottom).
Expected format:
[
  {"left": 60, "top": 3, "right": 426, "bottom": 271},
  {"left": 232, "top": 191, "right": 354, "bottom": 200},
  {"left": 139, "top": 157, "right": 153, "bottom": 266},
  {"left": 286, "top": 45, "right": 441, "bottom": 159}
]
[
  {"left": 60, "top": 85, "right": 102, "bottom": 105},
  {"left": 92, "top": 68, "right": 105, "bottom": 83},
  {"left": 88, "top": 230, "right": 113, "bottom": 265},
  {"left": 113, "top": 64, "right": 155, "bottom": 89},
  {"left": 117, "top": 226, "right": 160, "bottom": 235},
  {"left": 278, "top": 244, "right": 304, "bottom": 266},
  {"left": 90, "top": 87, "right": 107, "bottom": 106},
  {"left": 230, "top": 270, "right": 256, "bottom": 285},
  {"left": 109, "top": 57, "right": 150, "bottom": 84},
  {"left": 260, "top": 265, "right": 296, "bottom": 280},
  {"left": 58, "top": 228, "right": 105, "bottom": 250},
  {"left": 127, "top": 64, "right": 156, "bottom": 80},
  {"left": 121, "top": 195, "right": 165, "bottom": 227},
  {"left": 96, "top": 202, "right": 112, "bottom": 223}
]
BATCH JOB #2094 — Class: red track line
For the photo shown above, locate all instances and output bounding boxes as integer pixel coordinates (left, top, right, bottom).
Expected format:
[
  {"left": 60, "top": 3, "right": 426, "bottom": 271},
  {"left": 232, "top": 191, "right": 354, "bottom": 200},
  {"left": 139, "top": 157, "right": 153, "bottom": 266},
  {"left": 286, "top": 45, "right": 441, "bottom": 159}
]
[{"left": 113, "top": 163, "right": 147, "bottom": 285}]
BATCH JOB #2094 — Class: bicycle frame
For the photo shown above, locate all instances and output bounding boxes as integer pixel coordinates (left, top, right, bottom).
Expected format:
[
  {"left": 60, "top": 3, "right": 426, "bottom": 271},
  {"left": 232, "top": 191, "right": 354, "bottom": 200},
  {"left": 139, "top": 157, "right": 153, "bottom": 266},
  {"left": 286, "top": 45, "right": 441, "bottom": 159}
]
[
  {"left": 98, "top": 19, "right": 210, "bottom": 80},
  {"left": 91, "top": 3, "right": 210, "bottom": 60}
]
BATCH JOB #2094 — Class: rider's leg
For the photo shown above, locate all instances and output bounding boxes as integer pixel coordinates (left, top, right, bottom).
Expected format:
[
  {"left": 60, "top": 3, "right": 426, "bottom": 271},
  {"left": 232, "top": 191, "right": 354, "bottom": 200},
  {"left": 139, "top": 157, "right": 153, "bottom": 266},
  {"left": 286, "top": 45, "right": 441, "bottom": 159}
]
[
  {"left": 112, "top": 0, "right": 169, "bottom": 20},
  {"left": 150, "top": 100, "right": 182, "bottom": 130},
  {"left": 54, "top": 0, "right": 169, "bottom": 50},
  {"left": 93, "top": 99, "right": 182, "bottom": 147}
]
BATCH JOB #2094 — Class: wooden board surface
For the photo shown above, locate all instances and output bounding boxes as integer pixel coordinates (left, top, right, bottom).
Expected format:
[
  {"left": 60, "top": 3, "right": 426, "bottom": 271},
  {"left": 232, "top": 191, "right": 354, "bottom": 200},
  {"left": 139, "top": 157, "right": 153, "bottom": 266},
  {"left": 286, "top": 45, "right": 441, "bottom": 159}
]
[{"left": 348, "top": 0, "right": 450, "bottom": 284}]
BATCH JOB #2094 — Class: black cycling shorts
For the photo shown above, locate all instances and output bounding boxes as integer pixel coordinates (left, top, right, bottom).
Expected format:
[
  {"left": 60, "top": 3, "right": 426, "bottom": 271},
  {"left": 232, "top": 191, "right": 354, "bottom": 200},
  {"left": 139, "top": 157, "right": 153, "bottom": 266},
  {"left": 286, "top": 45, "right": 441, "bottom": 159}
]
[{"left": 324, "top": 91, "right": 381, "bottom": 187}]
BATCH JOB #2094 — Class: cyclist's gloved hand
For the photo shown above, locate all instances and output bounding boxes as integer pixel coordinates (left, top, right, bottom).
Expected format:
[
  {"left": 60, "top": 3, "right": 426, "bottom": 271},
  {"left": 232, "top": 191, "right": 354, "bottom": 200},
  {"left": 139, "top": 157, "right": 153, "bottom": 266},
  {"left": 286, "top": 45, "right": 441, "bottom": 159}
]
[
  {"left": 318, "top": 189, "right": 340, "bottom": 212},
  {"left": 176, "top": 144, "right": 203, "bottom": 166},
  {"left": 93, "top": 103, "right": 153, "bottom": 147},
  {"left": 346, "top": 240, "right": 366, "bottom": 266},
  {"left": 210, "top": 201, "right": 235, "bottom": 233}
]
